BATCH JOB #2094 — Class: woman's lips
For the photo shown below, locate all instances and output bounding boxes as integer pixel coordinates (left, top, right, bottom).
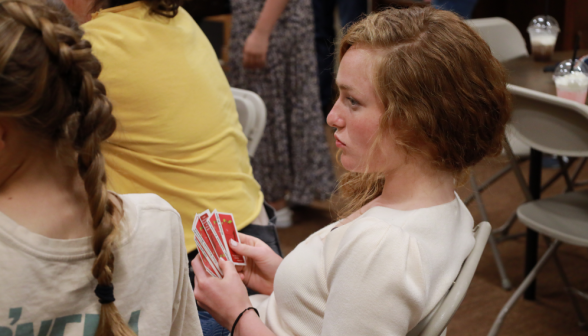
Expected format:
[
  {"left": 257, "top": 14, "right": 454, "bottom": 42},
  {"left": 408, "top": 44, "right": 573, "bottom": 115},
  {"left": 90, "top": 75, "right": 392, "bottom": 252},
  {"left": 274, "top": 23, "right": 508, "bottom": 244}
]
[{"left": 334, "top": 134, "right": 346, "bottom": 148}]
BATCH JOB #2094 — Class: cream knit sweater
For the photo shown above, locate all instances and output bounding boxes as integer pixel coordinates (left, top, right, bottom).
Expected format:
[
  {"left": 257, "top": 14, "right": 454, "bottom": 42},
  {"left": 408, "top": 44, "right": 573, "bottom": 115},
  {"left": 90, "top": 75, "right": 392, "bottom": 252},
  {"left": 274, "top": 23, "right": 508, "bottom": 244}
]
[{"left": 250, "top": 195, "right": 475, "bottom": 335}]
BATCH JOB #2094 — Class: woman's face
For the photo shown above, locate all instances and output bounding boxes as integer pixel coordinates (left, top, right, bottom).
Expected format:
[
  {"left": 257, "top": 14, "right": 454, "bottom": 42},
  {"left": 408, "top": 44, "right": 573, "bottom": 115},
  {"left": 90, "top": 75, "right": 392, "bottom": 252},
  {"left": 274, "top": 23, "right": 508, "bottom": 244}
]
[{"left": 327, "top": 47, "right": 403, "bottom": 173}]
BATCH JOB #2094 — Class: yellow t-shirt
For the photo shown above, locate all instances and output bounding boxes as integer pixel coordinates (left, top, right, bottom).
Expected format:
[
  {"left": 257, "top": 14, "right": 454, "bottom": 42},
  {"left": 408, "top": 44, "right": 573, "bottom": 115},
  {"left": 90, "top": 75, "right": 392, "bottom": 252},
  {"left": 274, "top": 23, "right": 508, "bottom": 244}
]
[{"left": 83, "top": 2, "right": 264, "bottom": 252}]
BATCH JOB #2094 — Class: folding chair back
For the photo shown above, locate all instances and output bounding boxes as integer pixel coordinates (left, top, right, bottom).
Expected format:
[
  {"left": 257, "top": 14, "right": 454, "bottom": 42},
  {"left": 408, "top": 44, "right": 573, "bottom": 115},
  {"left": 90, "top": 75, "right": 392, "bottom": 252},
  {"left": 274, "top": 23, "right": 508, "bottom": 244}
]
[
  {"left": 407, "top": 222, "right": 491, "bottom": 336},
  {"left": 508, "top": 84, "right": 588, "bottom": 158},
  {"left": 231, "top": 87, "right": 267, "bottom": 157},
  {"left": 466, "top": 17, "right": 528, "bottom": 63}
]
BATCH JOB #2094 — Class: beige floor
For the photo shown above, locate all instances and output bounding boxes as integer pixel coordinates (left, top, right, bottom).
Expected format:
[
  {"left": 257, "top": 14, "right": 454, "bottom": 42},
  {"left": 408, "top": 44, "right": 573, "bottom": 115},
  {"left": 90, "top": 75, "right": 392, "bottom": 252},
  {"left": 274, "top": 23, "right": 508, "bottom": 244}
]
[{"left": 277, "top": 128, "right": 588, "bottom": 335}]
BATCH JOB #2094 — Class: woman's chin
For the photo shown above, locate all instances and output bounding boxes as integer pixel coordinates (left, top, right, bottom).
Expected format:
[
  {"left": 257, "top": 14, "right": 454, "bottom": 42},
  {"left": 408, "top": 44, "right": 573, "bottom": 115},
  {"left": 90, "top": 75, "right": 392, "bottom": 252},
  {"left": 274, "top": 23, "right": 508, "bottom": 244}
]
[{"left": 340, "top": 158, "right": 363, "bottom": 173}]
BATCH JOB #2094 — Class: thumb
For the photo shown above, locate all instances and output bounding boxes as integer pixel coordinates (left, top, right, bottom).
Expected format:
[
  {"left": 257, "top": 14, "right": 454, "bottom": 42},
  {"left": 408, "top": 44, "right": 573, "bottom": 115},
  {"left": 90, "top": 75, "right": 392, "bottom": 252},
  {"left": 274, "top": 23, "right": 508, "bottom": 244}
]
[
  {"left": 229, "top": 239, "right": 260, "bottom": 258},
  {"left": 219, "top": 257, "right": 236, "bottom": 277}
]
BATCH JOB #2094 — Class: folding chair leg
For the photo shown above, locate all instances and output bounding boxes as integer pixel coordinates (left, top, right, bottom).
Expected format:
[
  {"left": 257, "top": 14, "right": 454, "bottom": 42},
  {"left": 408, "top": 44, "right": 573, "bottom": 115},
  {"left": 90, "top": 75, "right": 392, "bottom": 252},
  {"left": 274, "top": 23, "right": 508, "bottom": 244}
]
[
  {"left": 470, "top": 175, "right": 512, "bottom": 288},
  {"left": 470, "top": 175, "right": 512, "bottom": 290},
  {"left": 504, "top": 143, "right": 533, "bottom": 202},
  {"left": 551, "top": 250, "right": 587, "bottom": 328},
  {"left": 571, "top": 158, "right": 586, "bottom": 183},
  {"left": 488, "top": 234, "right": 512, "bottom": 290},
  {"left": 488, "top": 240, "right": 561, "bottom": 336},
  {"left": 493, "top": 212, "right": 517, "bottom": 238},
  {"left": 572, "top": 288, "right": 588, "bottom": 301},
  {"left": 464, "top": 164, "right": 516, "bottom": 205},
  {"left": 556, "top": 156, "right": 575, "bottom": 192}
]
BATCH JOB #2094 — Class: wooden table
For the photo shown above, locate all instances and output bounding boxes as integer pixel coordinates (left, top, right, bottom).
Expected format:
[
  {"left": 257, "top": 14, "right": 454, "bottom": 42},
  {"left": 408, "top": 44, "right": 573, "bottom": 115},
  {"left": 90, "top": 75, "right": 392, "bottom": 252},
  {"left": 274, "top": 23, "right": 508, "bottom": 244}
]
[{"left": 503, "top": 49, "right": 588, "bottom": 300}]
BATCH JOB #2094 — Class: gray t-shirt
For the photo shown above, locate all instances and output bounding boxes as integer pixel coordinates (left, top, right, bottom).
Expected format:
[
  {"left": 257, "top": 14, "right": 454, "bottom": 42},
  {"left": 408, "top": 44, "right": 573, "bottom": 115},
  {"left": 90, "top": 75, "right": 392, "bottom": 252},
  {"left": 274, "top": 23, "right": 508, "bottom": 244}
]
[{"left": 0, "top": 193, "right": 202, "bottom": 336}]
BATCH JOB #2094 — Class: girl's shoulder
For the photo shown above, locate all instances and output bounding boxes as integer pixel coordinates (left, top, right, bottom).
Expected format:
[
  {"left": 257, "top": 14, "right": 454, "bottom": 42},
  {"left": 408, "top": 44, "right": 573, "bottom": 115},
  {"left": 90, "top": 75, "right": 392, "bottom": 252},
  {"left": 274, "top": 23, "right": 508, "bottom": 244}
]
[
  {"left": 116, "top": 193, "right": 183, "bottom": 247},
  {"left": 347, "top": 195, "right": 471, "bottom": 233},
  {"left": 324, "top": 196, "right": 474, "bottom": 272}
]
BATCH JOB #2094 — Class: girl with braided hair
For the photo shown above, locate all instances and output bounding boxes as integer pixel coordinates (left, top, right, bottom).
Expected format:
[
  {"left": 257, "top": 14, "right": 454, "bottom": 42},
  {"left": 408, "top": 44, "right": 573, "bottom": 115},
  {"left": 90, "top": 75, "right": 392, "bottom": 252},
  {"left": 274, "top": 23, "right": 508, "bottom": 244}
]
[{"left": 0, "top": 1, "right": 202, "bottom": 335}]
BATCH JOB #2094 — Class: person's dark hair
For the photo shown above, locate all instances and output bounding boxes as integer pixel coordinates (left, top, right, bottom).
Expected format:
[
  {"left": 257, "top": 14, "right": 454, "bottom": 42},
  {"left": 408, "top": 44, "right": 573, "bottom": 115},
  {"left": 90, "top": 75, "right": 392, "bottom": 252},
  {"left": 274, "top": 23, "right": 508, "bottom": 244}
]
[
  {"left": 336, "top": 5, "right": 511, "bottom": 218},
  {"left": 0, "top": 1, "right": 133, "bottom": 335},
  {"left": 93, "top": 0, "right": 182, "bottom": 17},
  {"left": 374, "top": 0, "right": 429, "bottom": 11}
]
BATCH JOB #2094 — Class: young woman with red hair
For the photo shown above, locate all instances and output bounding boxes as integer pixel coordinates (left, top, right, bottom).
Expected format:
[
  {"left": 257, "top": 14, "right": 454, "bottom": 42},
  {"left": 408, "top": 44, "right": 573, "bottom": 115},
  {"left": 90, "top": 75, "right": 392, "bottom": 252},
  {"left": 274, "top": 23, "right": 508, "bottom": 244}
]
[{"left": 193, "top": 5, "right": 510, "bottom": 336}]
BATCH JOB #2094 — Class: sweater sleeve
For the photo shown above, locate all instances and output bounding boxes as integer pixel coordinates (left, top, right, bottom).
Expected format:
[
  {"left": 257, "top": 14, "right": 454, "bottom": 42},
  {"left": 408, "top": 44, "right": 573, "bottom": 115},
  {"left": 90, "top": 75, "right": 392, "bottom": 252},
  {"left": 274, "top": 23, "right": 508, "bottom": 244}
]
[
  {"left": 321, "top": 218, "right": 427, "bottom": 336},
  {"left": 169, "top": 211, "right": 203, "bottom": 336}
]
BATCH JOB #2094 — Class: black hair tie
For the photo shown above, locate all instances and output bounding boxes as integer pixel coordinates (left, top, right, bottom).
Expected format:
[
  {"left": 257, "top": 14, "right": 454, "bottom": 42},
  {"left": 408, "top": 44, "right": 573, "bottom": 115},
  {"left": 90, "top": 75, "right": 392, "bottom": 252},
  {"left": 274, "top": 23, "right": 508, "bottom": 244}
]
[
  {"left": 94, "top": 284, "right": 115, "bottom": 304},
  {"left": 231, "top": 307, "right": 259, "bottom": 335}
]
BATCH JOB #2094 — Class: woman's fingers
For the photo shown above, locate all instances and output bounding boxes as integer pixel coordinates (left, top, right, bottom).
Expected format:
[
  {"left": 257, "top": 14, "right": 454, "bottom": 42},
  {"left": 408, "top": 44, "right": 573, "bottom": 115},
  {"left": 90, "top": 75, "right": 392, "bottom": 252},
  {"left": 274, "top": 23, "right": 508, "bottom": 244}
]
[
  {"left": 192, "top": 254, "right": 209, "bottom": 283},
  {"left": 244, "top": 51, "right": 255, "bottom": 68},
  {"left": 230, "top": 238, "right": 262, "bottom": 258},
  {"left": 243, "top": 52, "right": 252, "bottom": 68},
  {"left": 237, "top": 232, "right": 256, "bottom": 244},
  {"left": 243, "top": 52, "right": 265, "bottom": 69},
  {"left": 259, "top": 53, "right": 267, "bottom": 68},
  {"left": 219, "top": 257, "right": 237, "bottom": 277}
]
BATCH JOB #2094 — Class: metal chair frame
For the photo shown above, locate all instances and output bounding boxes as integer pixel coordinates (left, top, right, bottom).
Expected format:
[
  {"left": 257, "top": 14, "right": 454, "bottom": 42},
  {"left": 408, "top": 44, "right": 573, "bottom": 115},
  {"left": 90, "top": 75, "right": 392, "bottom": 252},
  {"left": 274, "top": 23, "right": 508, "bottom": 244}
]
[
  {"left": 487, "top": 84, "right": 588, "bottom": 335},
  {"left": 464, "top": 17, "right": 587, "bottom": 290},
  {"left": 408, "top": 222, "right": 492, "bottom": 336},
  {"left": 488, "top": 146, "right": 588, "bottom": 336}
]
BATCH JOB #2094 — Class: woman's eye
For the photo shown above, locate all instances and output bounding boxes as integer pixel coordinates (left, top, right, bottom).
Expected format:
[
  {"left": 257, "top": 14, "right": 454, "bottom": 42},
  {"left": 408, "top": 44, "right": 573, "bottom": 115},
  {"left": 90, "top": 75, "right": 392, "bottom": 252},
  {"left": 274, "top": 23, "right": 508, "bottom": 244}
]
[{"left": 347, "top": 97, "right": 358, "bottom": 106}]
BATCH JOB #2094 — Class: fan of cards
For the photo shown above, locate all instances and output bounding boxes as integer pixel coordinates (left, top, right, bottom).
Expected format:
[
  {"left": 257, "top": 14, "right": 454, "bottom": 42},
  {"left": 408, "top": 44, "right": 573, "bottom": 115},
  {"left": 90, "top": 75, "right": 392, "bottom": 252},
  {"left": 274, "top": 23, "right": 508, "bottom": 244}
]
[{"left": 192, "top": 209, "right": 246, "bottom": 278}]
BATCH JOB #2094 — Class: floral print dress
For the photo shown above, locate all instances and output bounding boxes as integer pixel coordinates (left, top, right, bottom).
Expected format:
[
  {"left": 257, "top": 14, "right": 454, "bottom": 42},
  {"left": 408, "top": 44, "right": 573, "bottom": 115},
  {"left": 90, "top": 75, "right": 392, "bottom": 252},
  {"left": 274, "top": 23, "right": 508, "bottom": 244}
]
[{"left": 228, "top": 0, "right": 336, "bottom": 204}]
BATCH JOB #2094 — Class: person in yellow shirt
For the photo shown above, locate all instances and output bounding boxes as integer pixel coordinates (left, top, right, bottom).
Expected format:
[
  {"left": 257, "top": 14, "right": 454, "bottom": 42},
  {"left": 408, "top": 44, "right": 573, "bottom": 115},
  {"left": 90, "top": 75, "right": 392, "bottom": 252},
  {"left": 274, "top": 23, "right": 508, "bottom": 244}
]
[{"left": 62, "top": 0, "right": 282, "bottom": 266}]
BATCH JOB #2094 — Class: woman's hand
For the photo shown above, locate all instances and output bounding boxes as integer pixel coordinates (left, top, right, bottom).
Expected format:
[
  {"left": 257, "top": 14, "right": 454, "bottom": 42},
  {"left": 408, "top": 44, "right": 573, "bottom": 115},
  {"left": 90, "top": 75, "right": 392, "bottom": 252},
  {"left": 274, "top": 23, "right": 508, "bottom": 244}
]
[
  {"left": 193, "top": 256, "right": 252, "bottom": 329},
  {"left": 243, "top": 29, "right": 270, "bottom": 69},
  {"left": 232, "top": 233, "right": 283, "bottom": 295}
]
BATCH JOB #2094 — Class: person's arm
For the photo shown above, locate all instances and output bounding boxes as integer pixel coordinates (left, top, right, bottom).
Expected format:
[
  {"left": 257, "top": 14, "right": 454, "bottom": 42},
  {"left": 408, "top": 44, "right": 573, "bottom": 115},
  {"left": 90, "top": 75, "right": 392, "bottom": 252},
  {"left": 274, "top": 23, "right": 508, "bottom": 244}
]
[
  {"left": 321, "top": 219, "right": 427, "bottom": 335},
  {"left": 254, "top": 0, "right": 289, "bottom": 36},
  {"left": 170, "top": 213, "right": 204, "bottom": 336},
  {"left": 243, "top": 0, "right": 290, "bottom": 69},
  {"left": 171, "top": 253, "right": 204, "bottom": 336}
]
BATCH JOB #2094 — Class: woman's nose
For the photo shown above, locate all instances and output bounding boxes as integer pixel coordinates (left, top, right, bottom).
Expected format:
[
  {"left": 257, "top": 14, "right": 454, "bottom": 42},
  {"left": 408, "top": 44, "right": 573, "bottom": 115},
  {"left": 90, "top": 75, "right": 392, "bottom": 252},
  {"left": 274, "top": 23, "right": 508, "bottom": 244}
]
[{"left": 326, "top": 104, "right": 344, "bottom": 129}]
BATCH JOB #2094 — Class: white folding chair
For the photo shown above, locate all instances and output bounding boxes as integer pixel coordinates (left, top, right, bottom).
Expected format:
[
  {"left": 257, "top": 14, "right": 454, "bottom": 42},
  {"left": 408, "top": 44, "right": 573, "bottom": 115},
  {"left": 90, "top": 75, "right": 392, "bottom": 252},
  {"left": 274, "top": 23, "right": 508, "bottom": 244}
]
[
  {"left": 231, "top": 87, "right": 267, "bottom": 157},
  {"left": 466, "top": 17, "right": 528, "bottom": 63},
  {"left": 407, "top": 222, "right": 491, "bottom": 336},
  {"left": 462, "top": 17, "right": 534, "bottom": 290},
  {"left": 488, "top": 85, "right": 588, "bottom": 336},
  {"left": 466, "top": 17, "right": 531, "bottom": 158}
]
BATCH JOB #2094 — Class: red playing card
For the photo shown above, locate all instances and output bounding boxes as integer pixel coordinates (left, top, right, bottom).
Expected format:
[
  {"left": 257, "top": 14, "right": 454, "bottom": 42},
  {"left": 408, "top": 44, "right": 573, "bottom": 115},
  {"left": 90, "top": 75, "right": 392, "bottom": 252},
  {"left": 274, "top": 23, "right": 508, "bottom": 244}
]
[
  {"left": 196, "top": 243, "right": 221, "bottom": 278},
  {"left": 192, "top": 213, "right": 222, "bottom": 277},
  {"left": 194, "top": 212, "right": 224, "bottom": 269},
  {"left": 201, "top": 213, "right": 229, "bottom": 262},
  {"left": 218, "top": 212, "right": 246, "bottom": 265},
  {"left": 194, "top": 229, "right": 222, "bottom": 277},
  {"left": 210, "top": 210, "right": 232, "bottom": 262}
]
